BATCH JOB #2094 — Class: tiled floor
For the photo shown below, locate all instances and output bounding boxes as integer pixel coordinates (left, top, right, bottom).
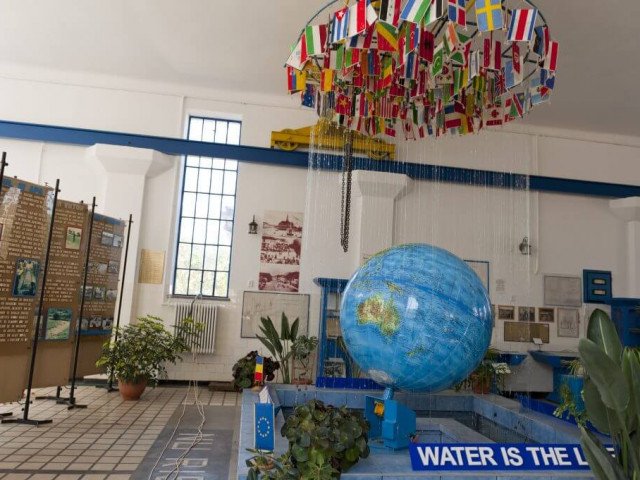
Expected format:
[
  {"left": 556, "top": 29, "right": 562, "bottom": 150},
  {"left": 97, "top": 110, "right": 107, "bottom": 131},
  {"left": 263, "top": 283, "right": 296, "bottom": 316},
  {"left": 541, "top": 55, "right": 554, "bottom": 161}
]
[{"left": 0, "top": 386, "right": 239, "bottom": 480}]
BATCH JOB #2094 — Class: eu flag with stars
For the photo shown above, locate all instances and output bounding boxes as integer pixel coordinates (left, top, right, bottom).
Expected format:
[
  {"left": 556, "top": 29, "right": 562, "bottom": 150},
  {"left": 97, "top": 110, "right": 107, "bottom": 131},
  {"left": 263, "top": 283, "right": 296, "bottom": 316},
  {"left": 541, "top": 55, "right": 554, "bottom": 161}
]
[{"left": 254, "top": 402, "right": 275, "bottom": 451}]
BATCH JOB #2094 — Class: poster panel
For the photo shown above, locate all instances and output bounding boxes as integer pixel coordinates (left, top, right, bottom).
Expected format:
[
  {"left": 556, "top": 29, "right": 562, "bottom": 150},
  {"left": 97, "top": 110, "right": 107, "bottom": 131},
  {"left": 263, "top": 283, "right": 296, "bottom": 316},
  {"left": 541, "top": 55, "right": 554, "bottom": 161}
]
[
  {"left": 0, "top": 177, "right": 52, "bottom": 402},
  {"left": 32, "top": 200, "right": 89, "bottom": 388},
  {"left": 259, "top": 211, "right": 303, "bottom": 293},
  {"left": 73, "top": 213, "right": 125, "bottom": 377}
]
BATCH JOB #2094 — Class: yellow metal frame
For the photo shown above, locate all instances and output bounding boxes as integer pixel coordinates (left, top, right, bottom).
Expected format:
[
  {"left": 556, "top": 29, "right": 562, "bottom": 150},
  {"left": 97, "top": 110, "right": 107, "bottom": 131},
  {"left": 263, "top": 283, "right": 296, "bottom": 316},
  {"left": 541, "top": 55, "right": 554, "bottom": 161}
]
[{"left": 271, "top": 120, "right": 395, "bottom": 160}]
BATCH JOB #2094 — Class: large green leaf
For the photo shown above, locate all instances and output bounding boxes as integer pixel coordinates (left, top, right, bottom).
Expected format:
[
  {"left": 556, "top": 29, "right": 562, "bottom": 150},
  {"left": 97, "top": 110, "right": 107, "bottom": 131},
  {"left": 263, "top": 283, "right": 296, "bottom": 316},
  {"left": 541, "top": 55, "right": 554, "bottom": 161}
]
[
  {"left": 582, "top": 378, "right": 616, "bottom": 434},
  {"left": 622, "top": 349, "right": 640, "bottom": 431},
  {"left": 280, "top": 312, "right": 290, "bottom": 341},
  {"left": 587, "top": 309, "right": 622, "bottom": 364},
  {"left": 580, "top": 428, "right": 626, "bottom": 480},
  {"left": 579, "top": 338, "right": 629, "bottom": 412},
  {"left": 256, "top": 335, "right": 277, "bottom": 357},
  {"left": 290, "top": 317, "right": 300, "bottom": 342}
]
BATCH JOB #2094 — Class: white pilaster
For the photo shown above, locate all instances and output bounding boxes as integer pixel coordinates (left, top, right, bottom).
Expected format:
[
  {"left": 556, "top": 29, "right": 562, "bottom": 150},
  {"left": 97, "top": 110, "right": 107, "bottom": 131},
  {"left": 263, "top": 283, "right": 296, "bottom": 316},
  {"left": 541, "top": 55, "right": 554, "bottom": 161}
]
[
  {"left": 85, "top": 144, "right": 174, "bottom": 326},
  {"left": 609, "top": 197, "right": 640, "bottom": 297},
  {"left": 352, "top": 170, "right": 409, "bottom": 266}
]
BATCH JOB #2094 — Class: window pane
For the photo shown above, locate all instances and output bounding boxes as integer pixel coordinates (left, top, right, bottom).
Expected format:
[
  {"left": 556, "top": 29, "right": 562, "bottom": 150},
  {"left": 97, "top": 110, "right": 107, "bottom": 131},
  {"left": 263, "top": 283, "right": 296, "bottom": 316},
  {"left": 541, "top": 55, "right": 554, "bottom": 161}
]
[
  {"left": 204, "top": 245, "right": 218, "bottom": 270},
  {"left": 193, "top": 219, "right": 207, "bottom": 244},
  {"left": 223, "top": 171, "right": 237, "bottom": 195},
  {"left": 202, "top": 271, "right": 215, "bottom": 296},
  {"left": 225, "top": 159, "right": 238, "bottom": 170},
  {"left": 219, "top": 221, "right": 233, "bottom": 245},
  {"left": 177, "top": 243, "right": 191, "bottom": 269},
  {"left": 214, "top": 272, "right": 229, "bottom": 297},
  {"left": 197, "top": 169, "right": 211, "bottom": 192},
  {"left": 186, "top": 156, "right": 199, "bottom": 167},
  {"left": 206, "top": 220, "right": 220, "bottom": 243},
  {"left": 217, "top": 246, "right": 231, "bottom": 271},
  {"left": 184, "top": 167, "right": 198, "bottom": 191},
  {"left": 227, "top": 123, "right": 241, "bottom": 145},
  {"left": 208, "top": 195, "right": 221, "bottom": 219},
  {"left": 179, "top": 218, "right": 194, "bottom": 243},
  {"left": 175, "top": 269, "right": 189, "bottom": 295},
  {"left": 202, "top": 119, "right": 216, "bottom": 142},
  {"left": 221, "top": 196, "right": 235, "bottom": 220},
  {"left": 215, "top": 121, "right": 228, "bottom": 143},
  {"left": 190, "top": 244, "right": 204, "bottom": 269},
  {"left": 212, "top": 158, "right": 225, "bottom": 169},
  {"left": 181, "top": 192, "right": 196, "bottom": 217},
  {"left": 210, "top": 170, "right": 224, "bottom": 193},
  {"left": 188, "top": 270, "right": 202, "bottom": 295},
  {"left": 200, "top": 157, "right": 212, "bottom": 168},
  {"left": 188, "top": 118, "right": 203, "bottom": 140},
  {"left": 195, "top": 193, "right": 209, "bottom": 218}
]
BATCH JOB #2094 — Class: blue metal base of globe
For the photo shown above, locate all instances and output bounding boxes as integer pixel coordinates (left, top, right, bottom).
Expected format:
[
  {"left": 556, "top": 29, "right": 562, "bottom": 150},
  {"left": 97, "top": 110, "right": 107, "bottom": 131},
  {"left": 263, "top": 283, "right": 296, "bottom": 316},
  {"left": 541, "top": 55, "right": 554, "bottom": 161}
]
[{"left": 365, "top": 388, "right": 417, "bottom": 450}]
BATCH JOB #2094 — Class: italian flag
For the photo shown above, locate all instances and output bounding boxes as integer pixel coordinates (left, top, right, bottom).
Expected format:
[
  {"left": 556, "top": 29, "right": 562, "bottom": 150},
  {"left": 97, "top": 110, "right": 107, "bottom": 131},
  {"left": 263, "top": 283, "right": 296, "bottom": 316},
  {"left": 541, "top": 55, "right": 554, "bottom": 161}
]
[{"left": 304, "top": 25, "right": 328, "bottom": 57}]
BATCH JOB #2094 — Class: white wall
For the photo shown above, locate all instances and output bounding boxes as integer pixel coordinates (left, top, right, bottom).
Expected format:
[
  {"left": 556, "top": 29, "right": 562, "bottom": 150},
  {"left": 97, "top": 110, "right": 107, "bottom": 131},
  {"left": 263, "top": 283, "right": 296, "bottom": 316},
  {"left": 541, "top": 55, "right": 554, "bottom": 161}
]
[{"left": 0, "top": 74, "right": 638, "bottom": 387}]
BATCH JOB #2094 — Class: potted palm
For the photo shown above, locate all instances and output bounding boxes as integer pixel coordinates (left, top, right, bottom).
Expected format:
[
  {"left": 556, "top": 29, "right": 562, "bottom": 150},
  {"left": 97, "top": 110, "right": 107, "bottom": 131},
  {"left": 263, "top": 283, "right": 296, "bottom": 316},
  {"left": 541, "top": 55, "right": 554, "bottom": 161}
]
[{"left": 96, "top": 315, "right": 200, "bottom": 400}]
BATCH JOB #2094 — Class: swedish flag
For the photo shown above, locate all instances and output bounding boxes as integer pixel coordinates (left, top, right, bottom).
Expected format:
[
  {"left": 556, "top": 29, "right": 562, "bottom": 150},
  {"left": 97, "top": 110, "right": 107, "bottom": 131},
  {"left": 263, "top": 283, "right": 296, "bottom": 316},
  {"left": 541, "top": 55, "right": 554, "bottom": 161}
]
[{"left": 475, "top": 0, "right": 503, "bottom": 32}]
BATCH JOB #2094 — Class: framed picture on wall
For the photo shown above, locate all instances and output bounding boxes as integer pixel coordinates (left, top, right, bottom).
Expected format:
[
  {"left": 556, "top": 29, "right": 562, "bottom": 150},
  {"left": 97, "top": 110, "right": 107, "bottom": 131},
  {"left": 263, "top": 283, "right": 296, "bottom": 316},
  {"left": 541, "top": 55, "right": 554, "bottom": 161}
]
[
  {"left": 538, "top": 307, "right": 555, "bottom": 323},
  {"left": 518, "top": 306, "right": 535, "bottom": 322},
  {"left": 558, "top": 308, "right": 580, "bottom": 338},
  {"left": 497, "top": 305, "right": 515, "bottom": 320},
  {"left": 544, "top": 275, "right": 582, "bottom": 307}
]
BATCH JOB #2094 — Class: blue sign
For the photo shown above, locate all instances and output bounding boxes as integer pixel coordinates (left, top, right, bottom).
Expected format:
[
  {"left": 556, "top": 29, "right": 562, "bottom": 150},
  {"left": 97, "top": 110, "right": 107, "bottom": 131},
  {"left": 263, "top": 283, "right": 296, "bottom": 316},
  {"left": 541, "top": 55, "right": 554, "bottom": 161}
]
[
  {"left": 254, "top": 402, "right": 275, "bottom": 451},
  {"left": 409, "top": 443, "right": 614, "bottom": 471}
]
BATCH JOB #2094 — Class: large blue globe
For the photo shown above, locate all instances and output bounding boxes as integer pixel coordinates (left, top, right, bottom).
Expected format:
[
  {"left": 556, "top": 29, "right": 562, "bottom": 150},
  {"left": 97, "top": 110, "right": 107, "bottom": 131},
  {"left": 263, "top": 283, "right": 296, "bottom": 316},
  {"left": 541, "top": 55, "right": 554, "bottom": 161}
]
[{"left": 340, "top": 244, "right": 492, "bottom": 392}]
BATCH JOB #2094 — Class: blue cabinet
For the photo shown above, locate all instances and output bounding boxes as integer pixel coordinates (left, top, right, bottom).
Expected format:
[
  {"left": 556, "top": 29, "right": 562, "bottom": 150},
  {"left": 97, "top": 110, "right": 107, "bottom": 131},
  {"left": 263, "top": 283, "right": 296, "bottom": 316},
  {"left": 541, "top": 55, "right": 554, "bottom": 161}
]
[{"left": 611, "top": 298, "right": 640, "bottom": 348}]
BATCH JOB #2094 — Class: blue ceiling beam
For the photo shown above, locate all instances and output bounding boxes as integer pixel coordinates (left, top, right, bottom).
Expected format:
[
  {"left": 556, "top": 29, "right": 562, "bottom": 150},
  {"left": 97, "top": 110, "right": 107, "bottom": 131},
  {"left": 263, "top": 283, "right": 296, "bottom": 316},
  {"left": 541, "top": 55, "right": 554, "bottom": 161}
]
[{"left": 0, "top": 119, "right": 638, "bottom": 198}]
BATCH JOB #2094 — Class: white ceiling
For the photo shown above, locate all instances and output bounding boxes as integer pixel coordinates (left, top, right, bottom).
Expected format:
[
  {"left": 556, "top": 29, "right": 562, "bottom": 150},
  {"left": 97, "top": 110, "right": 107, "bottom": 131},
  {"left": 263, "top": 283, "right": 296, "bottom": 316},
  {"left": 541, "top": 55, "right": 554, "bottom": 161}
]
[{"left": 0, "top": 0, "right": 638, "bottom": 138}]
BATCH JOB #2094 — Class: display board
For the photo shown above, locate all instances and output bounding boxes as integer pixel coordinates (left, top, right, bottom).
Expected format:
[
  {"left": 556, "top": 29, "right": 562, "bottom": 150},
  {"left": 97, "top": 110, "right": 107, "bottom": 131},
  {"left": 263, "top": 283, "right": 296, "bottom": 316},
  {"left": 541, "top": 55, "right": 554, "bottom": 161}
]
[
  {"left": 544, "top": 275, "right": 582, "bottom": 307},
  {"left": 74, "top": 213, "right": 125, "bottom": 378},
  {"left": 0, "top": 177, "right": 52, "bottom": 402},
  {"left": 32, "top": 200, "right": 89, "bottom": 388},
  {"left": 241, "top": 291, "right": 309, "bottom": 338},
  {"left": 504, "top": 321, "right": 550, "bottom": 343}
]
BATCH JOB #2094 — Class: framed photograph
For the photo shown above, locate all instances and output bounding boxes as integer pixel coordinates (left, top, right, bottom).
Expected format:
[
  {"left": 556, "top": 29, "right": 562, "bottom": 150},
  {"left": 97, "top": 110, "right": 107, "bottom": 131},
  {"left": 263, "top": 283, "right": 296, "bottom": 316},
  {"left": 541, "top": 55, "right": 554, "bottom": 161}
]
[
  {"left": 13, "top": 258, "right": 40, "bottom": 297},
  {"left": 497, "top": 305, "right": 515, "bottom": 320},
  {"left": 241, "top": 291, "right": 309, "bottom": 338},
  {"left": 464, "top": 259, "right": 490, "bottom": 290},
  {"left": 558, "top": 308, "right": 580, "bottom": 338},
  {"left": 113, "top": 234, "right": 123, "bottom": 248},
  {"left": 65, "top": 227, "right": 82, "bottom": 250},
  {"left": 107, "top": 260, "right": 119, "bottom": 274},
  {"left": 518, "top": 306, "right": 535, "bottom": 322},
  {"left": 44, "top": 308, "right": 72, "bottom": 340},
  {"left": 93, "top": 286, "right": 106, "bottom": 300},
  {"left": 538, "top": 307, "right": 555, "bottom": 323},
  {"left": 101, "top": 231, "right": 114, "bottom": 246},
  {"left": 106, "top": 289, "right": 118, "bottom": 302},
  {"left": 544, "top": 275, "right": 582, "bottom": 307}
]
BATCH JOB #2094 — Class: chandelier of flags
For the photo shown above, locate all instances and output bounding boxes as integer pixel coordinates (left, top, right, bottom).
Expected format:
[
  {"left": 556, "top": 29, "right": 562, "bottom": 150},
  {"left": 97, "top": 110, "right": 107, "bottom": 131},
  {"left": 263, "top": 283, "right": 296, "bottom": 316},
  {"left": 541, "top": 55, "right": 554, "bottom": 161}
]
[{"left": 285, "top": 0, "right": 558, "bottom": 140}]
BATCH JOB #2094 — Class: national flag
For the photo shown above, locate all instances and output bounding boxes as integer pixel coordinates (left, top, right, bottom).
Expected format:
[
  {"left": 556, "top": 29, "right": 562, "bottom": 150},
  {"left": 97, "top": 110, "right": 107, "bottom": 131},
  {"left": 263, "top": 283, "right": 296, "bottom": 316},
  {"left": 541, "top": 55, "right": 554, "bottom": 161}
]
[
  {"left": 504, "top": 58, "right": 522, "bottom": 89},
  {"left": 424, "top": 0, "right": 446, "bottom": 26},
  {"left": 366, "top": 0, "right": 378, "bottom": 26},
  {"left": 340, "top": 47, "right": 360, "bottom": 68},
  {"left": 403, "top": 119, "right": 416, "bottom": 139},
  {"left": 287, "top": 66, "right": 306, "bottom": 92},
  {"left": 419, "top": 27, "right": 434, "bottom": 61},
  {"left": 349, "top": 27, "right": 375, "bottom": 49},
  {"left": 320, "top": 69, "right": 334, "bottom": 91},
  {"left": 285, "top": 37, "right": 307, "bottom": 70},
  {"left": 507, "top": 9, "right": 537, "bottom": 42},
  {"left": 432, "top": 43, "right": 444, "bottom": 77},
  {"left": 539, "top": 69, "right": 555, "bottom": 95},
  {"left": 366, "top": 50, "right": 381, "bottom": 76},
  {"left": 529, "top": 76, "right": 549, "bottom": 105},
  {"left": 512, "top": 92, "right": 525, "bottom": 117},
  {"left": 503, "top": 95, "right": 515, "bottom": 122},
  {"left": 544, "top": 40, "right": 558, "bottom": 71},
  {"left": 254, "top": 355, "right": 264, "bottom": 383},
  {"left": 379, "top": 0, "right": 402, "bottom": 26},
  {"left": 475, "top": 0, "right": 503, "bottom": 32},
  {"left": 304, "top": 25, "right": 328, "bottom": 57},
  {"left": 533, "top": 25, "right": 549, "bottom": 57},
  {"left": 254, "top": 402, "right": 274, "bottom": 451},
  {"left": 301, "top": 84, "right": 316, "bottom": 107},
  {"left": 331, "top": 7, "right": 350, "bottom": 44},
  {"left": 379, "top": 56, "right": 394, "bottom": 89},
  {"left": 448, "top": 0, "right": 466, "bottom": 27},
  {"left": 335, "top": 93, "right": 352, "bottom": 114},
  {"left": 353, "top": 67, "right": 365, "bottom": 87},
  {"left": 469, "top": 50, "right": 480, "bottom": 80},
  {"left": 444, "top": 22, "right": 460, "bottom": 52},
  {"left": 385, "top": 119, "right": 397, "bottom": 137},
  {"left": 444, "top": 101, "right": 466, "bottom": 131},
  {"left": 512, "top": 43, "right": 521, "bottom": 73},
  {"left": 377, "top": 97, "right": 400, "bottom": 118},
  {"left": 403, "top": 52, "right": 419, "bottom": 79},
  {"left": 436, "top": 62, "right": 453, "bottom": 84},
  {"left": 348, "top": 0, "right": 367, "bottom": 37},
  {"left": 483, "top": 39, "right": 501, "bottom": 70},
  {"left": 400, "top": 0, "right": 432, "bottom": 24},
  {"left": 353, "top": 93, "right": 371, "bottom": 117},
  {"left": 376, "top": 22, "right": 399, "bottom": 51},
  {"left": 402, "top": 22, "right": 421, "bottom": 54},
  {"left": 484, "top": 104, "right": 503, "bottom": 126}
]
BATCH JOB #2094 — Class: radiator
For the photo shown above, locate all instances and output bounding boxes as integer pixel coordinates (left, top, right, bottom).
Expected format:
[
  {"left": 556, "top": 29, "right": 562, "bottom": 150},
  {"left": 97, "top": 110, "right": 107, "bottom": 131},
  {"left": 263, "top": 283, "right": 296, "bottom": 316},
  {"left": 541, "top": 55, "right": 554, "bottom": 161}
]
[{"left": 174, "top": 302, "right": 218, "bottom": 354}]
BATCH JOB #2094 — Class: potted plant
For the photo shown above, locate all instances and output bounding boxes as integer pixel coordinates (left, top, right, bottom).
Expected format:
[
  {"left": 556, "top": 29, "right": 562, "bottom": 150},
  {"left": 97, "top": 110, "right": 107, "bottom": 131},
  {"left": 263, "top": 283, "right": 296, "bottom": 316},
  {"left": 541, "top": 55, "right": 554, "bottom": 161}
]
[
  {"left": 232, "top": 351, "right": 280, "bottom": 391},
  {"left": 455, "top": 348, "right": 510, "bottom": 394},
  {"left": 291, "top": 335, "right": 318, "bottom": 384},
  {"left": 256, "top": 313, "right": 299, "bottom": 384},
  {"left": 96, "top": 315, "right": 200, "bottom": 400}
]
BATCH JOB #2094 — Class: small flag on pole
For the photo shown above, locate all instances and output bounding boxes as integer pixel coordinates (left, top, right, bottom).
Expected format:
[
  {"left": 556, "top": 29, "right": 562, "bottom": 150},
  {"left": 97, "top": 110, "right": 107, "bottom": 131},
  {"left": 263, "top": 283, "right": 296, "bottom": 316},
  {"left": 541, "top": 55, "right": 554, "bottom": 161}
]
[
  {"left": 507, "top": 9, "right": 538, "bottom": 42},
  {"left": 254, "top": 402, "right": 275, "bottom": 451},
  {"left": 254, "top": 355, "right": 264, "bottom": 384},
  {"left": 475, "top": 0, "right": 503, "bottom": 32},
  {"left": 331, "top": 7, "right": 350, "bottom": 44},
  {"left": 304, "top": 25, "right": 328, "bottom": 57}
]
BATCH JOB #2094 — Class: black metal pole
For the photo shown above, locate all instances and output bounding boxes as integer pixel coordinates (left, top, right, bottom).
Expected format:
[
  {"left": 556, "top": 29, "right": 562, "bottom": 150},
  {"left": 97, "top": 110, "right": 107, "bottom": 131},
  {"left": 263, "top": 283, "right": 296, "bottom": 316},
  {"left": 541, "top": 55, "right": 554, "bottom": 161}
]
[
  {"left": 3, "top": 180, "right": 60, "bottom": 425},
  {"left": 105, "top": 214, "right": 133, "bottom": 392},
  {"left": 66, "top": 197, "right": 97, "bottom": 409}
]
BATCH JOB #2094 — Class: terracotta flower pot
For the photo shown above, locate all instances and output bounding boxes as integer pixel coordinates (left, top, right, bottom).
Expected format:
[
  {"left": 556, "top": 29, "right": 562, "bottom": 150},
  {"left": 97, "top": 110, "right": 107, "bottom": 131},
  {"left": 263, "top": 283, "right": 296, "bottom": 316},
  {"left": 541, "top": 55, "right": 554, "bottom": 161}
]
[{"left": 118, "top": 378, "right": 147, "bottom": 400}]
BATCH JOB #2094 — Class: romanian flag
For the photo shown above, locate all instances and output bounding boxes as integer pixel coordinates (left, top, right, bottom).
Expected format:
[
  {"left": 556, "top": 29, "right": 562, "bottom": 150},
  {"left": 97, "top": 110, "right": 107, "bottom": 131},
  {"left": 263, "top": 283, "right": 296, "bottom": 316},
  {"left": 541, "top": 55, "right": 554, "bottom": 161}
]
[
  {"left": 254, "top": 355, "right": 264, "bottom": 384},
  {"left": 475, "top": 0, "right": 503, "bottom": 32}
]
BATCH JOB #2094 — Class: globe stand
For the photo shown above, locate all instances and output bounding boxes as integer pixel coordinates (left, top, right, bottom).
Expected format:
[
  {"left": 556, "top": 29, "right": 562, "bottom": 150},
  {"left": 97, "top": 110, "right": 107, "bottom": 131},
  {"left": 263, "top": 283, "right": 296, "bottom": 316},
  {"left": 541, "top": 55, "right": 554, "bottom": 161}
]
[{"left": 364, "top": 387, "right": 416, "bottom": 450}]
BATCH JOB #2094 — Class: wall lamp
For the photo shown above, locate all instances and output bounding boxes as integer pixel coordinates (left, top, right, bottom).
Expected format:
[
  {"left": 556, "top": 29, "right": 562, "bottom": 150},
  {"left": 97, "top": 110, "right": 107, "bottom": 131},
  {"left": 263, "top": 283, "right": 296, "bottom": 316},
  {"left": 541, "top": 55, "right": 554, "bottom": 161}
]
[
  {"left": 519, "top": 236, "right": 532, "bottom": 255},
  {"left": 248, "top": 215, "right": 258, "bottom": 235}
]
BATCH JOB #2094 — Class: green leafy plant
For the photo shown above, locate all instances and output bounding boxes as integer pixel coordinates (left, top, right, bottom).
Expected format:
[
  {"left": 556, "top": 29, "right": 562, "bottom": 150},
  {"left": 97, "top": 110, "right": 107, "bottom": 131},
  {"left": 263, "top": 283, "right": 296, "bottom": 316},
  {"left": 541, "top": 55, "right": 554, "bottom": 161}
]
[
  {"left": 246, "top": 450, "right": 300, "bottom": 480},
  {"left": 455, "top": 347, "right": 509, "bottom": 394},
  {"left": 96, "top": 315, "right": 201, "bottom": 385},
  {"left": 291, "top": 335, "right": 319, "bottom": 383},
  {"left": 232, "top": 351, "right": 280, "bottom": 391},
  {"left": 553, "top": 382, "right": 588, "bottom": 427},
  {"left": 257, "top": 313, "right": 299, "bottom": 383},
  {"left": 577, "top": 308, "right": 640, "bottom": 479},
  {"left": 281, "top": 399, "right": 370, "bottom": 478}
]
